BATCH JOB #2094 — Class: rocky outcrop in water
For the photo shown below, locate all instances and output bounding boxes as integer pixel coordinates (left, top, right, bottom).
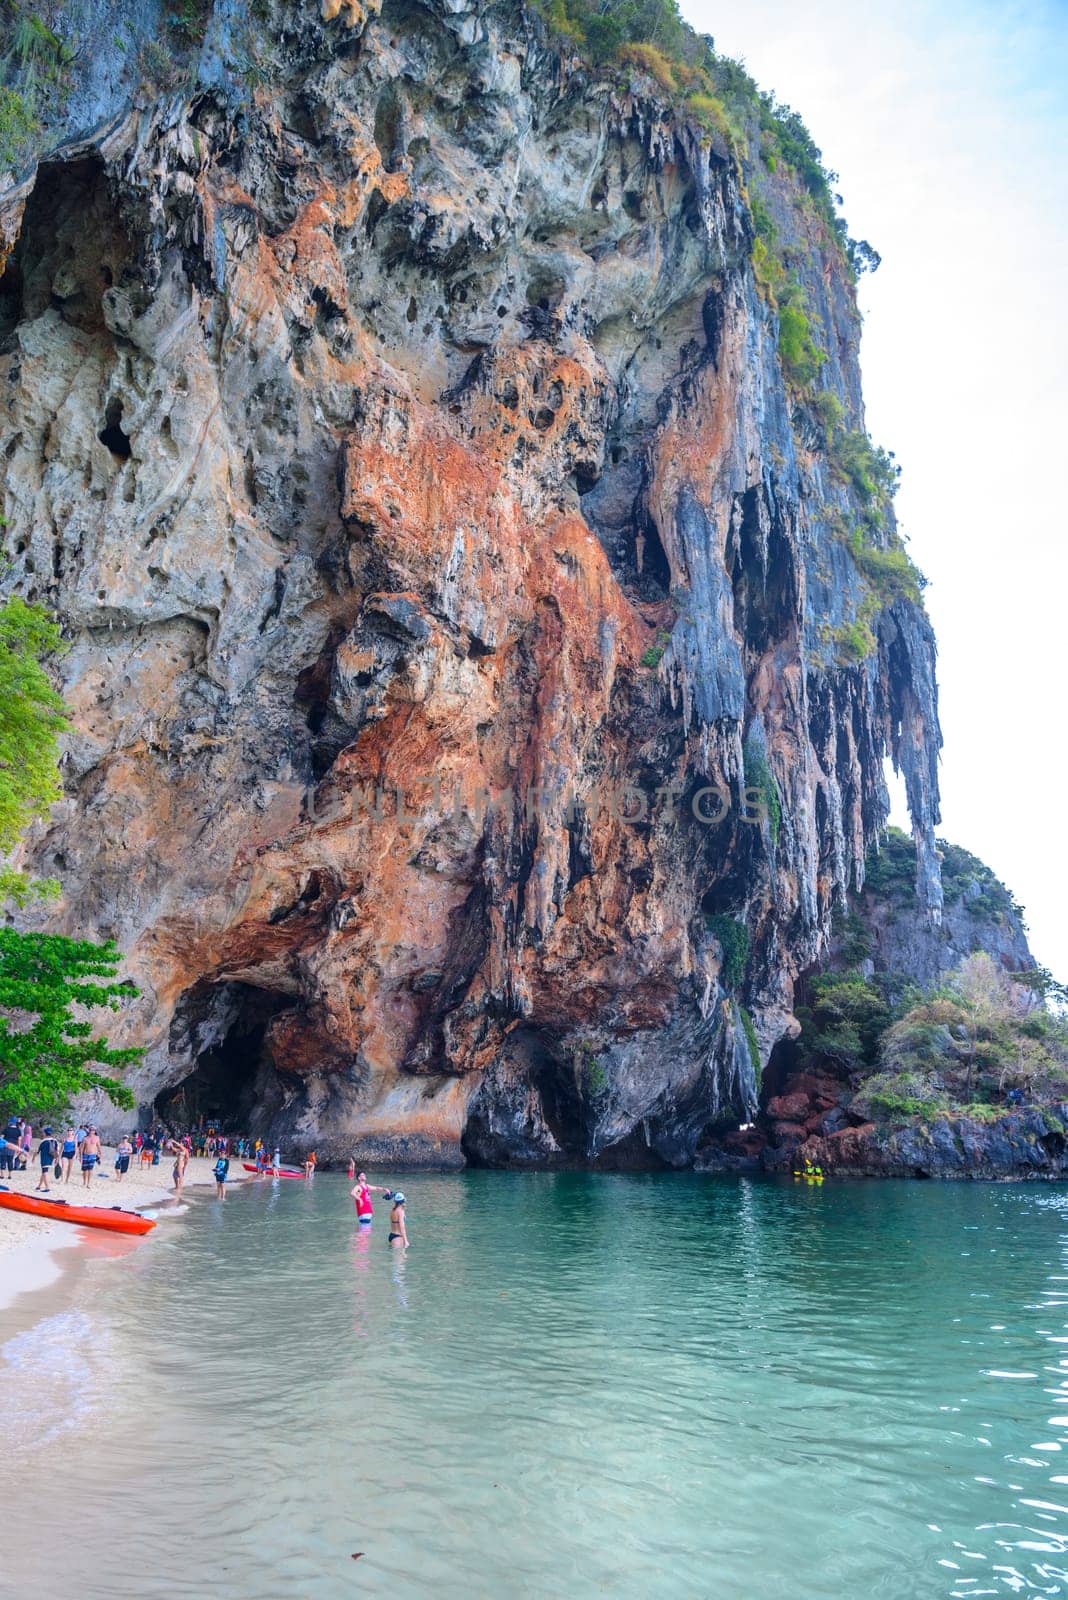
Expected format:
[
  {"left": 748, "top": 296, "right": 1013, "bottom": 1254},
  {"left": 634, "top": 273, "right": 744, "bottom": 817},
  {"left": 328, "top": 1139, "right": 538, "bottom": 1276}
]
[
  {"left": 1, "top": 0, "right": 942, "bottom": 1164},
  {"left": 768, "top": 1105, "right": 1068, "bottom": 1182},
  {"left": 695, "top": 831, "right": 1058, "bottom": 1179}
]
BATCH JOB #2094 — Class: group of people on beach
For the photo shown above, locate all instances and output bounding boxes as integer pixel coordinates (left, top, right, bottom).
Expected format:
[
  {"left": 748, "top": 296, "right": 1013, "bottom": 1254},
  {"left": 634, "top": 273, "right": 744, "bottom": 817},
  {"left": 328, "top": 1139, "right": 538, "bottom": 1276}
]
[
  {"left": 1, "top": 1118, "right": 103, "bottom": 1190},
  {"left": 137, "top": 1127, "right": 251, "bottom": 1165},
  {"left": 4, "top": 1111, "right": 412, "bottom": 1241},
  {"left": 0, "top": 1118, "right": 239, "bottom": 1197}
]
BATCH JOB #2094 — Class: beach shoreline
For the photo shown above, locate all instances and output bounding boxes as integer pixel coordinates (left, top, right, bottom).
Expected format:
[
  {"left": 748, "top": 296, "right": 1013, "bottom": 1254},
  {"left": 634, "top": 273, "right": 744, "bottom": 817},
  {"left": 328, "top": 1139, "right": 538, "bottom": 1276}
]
[{"left": 0, "top": 1146, "right": 248, "bottom": 1314}]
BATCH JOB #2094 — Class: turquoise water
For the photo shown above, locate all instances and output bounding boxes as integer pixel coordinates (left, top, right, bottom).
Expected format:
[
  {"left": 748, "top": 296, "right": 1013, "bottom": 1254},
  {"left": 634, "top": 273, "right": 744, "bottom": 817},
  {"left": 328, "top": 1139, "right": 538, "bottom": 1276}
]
[{"left": 5, "top": 1173, "right": 1068, "bottom": 1598}]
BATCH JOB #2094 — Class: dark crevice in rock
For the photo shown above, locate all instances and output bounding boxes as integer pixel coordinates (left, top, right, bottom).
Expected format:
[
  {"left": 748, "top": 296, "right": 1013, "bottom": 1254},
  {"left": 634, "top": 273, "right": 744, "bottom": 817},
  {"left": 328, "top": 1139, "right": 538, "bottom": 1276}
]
[
  {"left": 98, "top": 396, "right": 131, "bottom": 458},
  {"left": 160, "top": 981, "right": 298, "bottom": 1133}
]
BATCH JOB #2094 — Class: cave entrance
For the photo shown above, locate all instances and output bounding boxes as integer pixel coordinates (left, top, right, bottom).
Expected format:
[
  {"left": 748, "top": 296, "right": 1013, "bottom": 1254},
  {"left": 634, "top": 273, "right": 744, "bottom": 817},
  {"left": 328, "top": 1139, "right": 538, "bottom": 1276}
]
[
  {"left": 157, "top": 982, "right": 295, "bottom": 1134},
  {"left": 0, "top": 153, "right": 129, "bottom": 343},
  {"left": 760, "top": 1033, "right": 801, "bottom": 1109}
]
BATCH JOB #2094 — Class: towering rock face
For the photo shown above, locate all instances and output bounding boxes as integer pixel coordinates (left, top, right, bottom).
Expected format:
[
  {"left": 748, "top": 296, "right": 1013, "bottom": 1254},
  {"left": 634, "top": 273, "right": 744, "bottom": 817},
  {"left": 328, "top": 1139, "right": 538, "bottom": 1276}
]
[{"left": 0, "top": 0, "right": 941, "bottom": 1164}]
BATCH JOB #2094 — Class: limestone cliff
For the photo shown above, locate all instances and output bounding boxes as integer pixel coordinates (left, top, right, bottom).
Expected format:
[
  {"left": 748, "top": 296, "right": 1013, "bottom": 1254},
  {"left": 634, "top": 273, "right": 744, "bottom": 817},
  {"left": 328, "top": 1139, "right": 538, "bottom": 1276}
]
[
  {"left": 0, "top": 0, "right": 941, "bottom": 1165},
  {"left": 696, "top": 831, "right": 1046, "bottom": 1180}
]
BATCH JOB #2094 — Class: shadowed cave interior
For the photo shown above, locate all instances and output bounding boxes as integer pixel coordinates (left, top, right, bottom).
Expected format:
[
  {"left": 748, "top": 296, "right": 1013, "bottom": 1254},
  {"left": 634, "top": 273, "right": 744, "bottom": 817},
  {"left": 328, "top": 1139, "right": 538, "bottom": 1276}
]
[{"left": 155, "top": 981, "right": 295, "bottom": 1132}]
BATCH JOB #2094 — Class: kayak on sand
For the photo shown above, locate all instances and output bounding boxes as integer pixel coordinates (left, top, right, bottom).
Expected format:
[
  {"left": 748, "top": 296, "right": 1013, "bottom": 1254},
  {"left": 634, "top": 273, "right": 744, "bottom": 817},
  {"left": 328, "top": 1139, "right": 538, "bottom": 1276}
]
[
  {"left": 0, "top": 1186, "right": 156, "bottom": 1236},
  {"left": 242, "top": 1163, "right": 305, "bottom": 1179}
]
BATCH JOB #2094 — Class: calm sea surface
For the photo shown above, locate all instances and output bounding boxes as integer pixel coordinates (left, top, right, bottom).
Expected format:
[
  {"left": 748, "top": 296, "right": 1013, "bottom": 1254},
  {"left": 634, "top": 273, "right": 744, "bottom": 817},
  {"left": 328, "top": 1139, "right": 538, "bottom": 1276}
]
[{"left": 5, "top": 1172, "right": 1068, "bottom": 1598}]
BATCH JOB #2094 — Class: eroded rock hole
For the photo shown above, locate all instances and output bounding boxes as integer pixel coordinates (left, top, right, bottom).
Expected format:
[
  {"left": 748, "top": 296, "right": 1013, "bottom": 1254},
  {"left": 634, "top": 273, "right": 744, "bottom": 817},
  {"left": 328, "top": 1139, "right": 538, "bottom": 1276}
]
[
  {"left": 160, "top": 981, "right": 296, "bottom": 1133},
  {"left": 0, "top": 154, "right": 129, "bottom": 342},
  {"left": 373, "top": 89, "right": 403, "bottom": 173},
  {"left": 636, "top": 511, "right": 671, "bottom": 595},
  {"left": 524, "top": 268, "right": 565, "bottom": 310},
  {"left": 98, "top": 397, "right": 131, "bottom": 459}
]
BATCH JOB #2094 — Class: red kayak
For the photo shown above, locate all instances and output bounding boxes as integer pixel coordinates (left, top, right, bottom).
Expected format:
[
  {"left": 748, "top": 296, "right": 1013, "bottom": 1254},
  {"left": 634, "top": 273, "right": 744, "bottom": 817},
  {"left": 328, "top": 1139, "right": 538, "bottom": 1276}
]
[
  {"left": 0, "top": 1187, "right": 155, "bottom": 1236},
  {"left": 242, "top": 1163, "right": 305, "bottom": 1179}
]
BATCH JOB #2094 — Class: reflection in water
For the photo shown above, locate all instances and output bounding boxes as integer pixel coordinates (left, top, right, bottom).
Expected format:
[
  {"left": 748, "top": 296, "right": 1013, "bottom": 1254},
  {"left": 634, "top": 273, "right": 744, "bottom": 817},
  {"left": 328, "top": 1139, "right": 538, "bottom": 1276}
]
[
  {"left": 5, "top": 1175, "right": 1068, "bottom": 1598},
  {"left": 390, "top": 1245, "right": 408, "bottom": 1310},
  {"left": 350, "top": 1221, "right": 373, "bottom": 1338}
]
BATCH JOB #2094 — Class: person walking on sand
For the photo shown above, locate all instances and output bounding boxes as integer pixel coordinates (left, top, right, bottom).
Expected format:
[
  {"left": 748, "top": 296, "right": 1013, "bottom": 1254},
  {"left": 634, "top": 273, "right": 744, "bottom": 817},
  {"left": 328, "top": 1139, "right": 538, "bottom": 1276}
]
[
  {"left": 213, "top": 1151, "right": 230, "bottom": 1198},
  {"left": 351, "top": 1172, "right": 390, "bottom": 1227},
  {"left": 61, "top": 1126, "right": 77, "bottom": 1182},
  {"left": 35, "top": 1127, "right": 58, "bottom": 1193},
  {"left": 80, "top": 1126, "right": 101, "bottom": 1187},
  {"left": 387, "top": 1191, "right": 409, "bottom": 1250},
  {"left": 0, "top": 1118, "right": 19, "bottom": 1179},
  {"left": 115, "top": 1135, "right": 133, "bottom": 1181},
  {"left": 19, "top": 1121, "right": 32, "bottom": 1171}
]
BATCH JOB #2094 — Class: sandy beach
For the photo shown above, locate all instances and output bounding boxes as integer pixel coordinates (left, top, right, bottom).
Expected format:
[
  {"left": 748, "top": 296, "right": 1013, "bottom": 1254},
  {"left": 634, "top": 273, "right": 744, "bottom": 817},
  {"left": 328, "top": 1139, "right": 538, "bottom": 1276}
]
[{"left": 0, "top": 1146, "right": 247, "bottom": 1309}]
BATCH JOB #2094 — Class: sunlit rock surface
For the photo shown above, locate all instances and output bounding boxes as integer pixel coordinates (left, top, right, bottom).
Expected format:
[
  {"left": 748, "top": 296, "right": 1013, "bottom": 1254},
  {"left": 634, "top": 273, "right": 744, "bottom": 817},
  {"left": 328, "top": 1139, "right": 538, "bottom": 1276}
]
[{"left": 1, "top": 0, "right": 940, "bottom": 1163}]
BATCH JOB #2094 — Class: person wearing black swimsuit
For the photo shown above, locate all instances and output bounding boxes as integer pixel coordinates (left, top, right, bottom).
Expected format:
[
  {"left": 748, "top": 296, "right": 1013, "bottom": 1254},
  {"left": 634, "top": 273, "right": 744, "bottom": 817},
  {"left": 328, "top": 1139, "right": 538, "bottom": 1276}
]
[{"left": 387, "top": 1192, "right": 409, "bottom": 1249}]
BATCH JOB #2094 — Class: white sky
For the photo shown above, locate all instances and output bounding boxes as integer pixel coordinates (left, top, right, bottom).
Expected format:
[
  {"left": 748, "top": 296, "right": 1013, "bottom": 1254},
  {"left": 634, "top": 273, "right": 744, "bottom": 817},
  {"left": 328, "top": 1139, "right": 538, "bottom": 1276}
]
[{"left": 682, "top": 0, "right": 1068, "bottom": 976}]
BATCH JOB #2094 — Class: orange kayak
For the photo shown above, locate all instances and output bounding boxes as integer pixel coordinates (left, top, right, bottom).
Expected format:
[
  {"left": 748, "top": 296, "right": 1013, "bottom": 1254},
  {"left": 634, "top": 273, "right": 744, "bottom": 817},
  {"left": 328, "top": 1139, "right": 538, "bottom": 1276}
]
[{"left": 0, "top": 1187, "right": 156, "bottom": 1235}]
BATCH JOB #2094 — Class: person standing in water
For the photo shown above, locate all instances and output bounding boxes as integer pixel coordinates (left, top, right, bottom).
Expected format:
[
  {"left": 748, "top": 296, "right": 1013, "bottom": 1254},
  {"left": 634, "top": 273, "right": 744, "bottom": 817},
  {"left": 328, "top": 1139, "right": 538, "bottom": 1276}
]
[
  {"left": 213, "top": 1151, "right": 230, "bottom": 1198},
  {"left": 351, "top": 1172, "right": 390, "bottom": 1226},
  {"left": 387, "top": 1191, "right": 409, "bottom": 1249},
  {"left": 167, "top": 1137, "right": 189, "bottom": 1194},
  {"left": 304, "top": 1151, "right": 317, "bottom": 1178}
]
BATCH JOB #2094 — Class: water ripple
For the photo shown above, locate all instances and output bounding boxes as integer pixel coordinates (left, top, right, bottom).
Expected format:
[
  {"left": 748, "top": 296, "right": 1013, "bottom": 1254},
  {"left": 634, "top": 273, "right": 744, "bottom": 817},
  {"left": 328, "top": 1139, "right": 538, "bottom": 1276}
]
[{"left": 5, "top": 1175, "right": 1068, "bottom": 1597}]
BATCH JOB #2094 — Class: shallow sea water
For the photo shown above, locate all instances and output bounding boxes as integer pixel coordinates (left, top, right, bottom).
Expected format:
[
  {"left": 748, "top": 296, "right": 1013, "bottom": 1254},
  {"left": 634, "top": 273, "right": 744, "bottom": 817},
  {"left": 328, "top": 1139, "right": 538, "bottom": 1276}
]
[{"left": 5, "top": 1171, "right": 1068, "bottom": 1598}]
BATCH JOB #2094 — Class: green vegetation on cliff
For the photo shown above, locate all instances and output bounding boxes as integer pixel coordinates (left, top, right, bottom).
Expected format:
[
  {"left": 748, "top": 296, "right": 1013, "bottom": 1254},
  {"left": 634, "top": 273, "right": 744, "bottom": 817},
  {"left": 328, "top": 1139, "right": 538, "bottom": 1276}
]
[
  {"left": 0, "top": 2, "right": 72, "bottom": 167},
  {"left": 866, "top": 826, "right": 1023, "bottom": 925},
  {"left": 0, "top": 83, "right": 36, "bottom": 167},
  {"left": 776, "top": 286, "right": 825, "bottom": 389},
  {"left": 530, "top": 0, "right": 864, "bottom": 261},
  {"left": 817, "top": 433, "right": 926, "bottom": 659},
  {"left": 739, "top": 1004, "right": 761, "bottom": 1078},
  {"left": 707, "top": 915, "right": 749, "bottom": 991},
  {"left": 795, "top": 953, "right": 1068, "bottom": 1127},
  {"left": 743, "top": 738, "right": 782, "bottom": 848}
]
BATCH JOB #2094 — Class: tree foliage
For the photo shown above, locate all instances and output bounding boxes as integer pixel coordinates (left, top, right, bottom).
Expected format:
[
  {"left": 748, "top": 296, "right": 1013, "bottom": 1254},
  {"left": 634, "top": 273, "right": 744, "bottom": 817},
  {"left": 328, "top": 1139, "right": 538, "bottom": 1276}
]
[
  {"left": 795, "top": 971, "right": 890, "bottom": 1068},
  {"left": 0, "top": 596, "right": 69, "bottom": 870},
  {"left": 0, "top": 928, "right": 141, "bottom": 1118},
  {"left": 0, "top": 596, "right": 141, "bottom": 1117}
]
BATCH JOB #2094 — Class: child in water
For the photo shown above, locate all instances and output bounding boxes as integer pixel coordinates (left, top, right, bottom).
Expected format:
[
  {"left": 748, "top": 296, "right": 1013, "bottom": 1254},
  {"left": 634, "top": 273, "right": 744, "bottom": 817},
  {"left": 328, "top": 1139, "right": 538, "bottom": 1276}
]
[{"left": 213, "top": 1152, "right": 230, "bottom": 1198}]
